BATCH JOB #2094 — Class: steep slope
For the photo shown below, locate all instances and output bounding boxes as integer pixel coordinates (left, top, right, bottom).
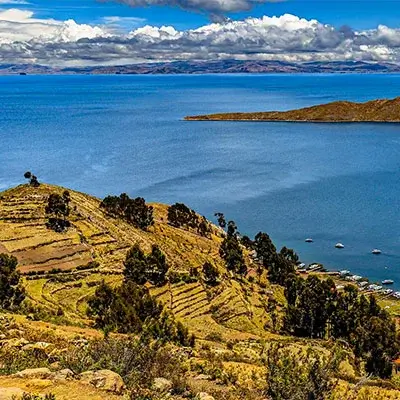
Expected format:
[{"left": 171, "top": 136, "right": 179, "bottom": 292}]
[
  {"left": 185, "top": 96, "right": 400, "bottom": 122},
  {"left": 0, "top": 183, "right": 273, "bottom": 339}
]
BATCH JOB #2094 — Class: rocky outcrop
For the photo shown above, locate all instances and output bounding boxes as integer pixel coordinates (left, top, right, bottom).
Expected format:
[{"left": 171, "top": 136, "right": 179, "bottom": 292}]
[{"left": 14, "top": 367, "right": 53, "bottom": 380}]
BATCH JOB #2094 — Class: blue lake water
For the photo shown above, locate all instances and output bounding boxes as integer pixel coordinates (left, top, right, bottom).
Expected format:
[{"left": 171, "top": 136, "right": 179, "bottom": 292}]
[{"left": 1, "top": 74, "right": 400, "bottom": 287}]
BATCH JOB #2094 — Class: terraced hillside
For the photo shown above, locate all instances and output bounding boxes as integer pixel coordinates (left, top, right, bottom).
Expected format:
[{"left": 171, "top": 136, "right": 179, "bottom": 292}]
[{"left": 0, "top": 183, "right": 274, "bottom": 338}]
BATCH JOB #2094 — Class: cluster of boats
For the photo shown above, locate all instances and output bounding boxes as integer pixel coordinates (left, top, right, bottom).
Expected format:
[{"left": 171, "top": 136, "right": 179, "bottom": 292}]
[
  {"left": 339, "top": 270, "right": 397, "bottom": 295},
  {"left": 305, "top": 238, "right": 382, "bottom": 254}
]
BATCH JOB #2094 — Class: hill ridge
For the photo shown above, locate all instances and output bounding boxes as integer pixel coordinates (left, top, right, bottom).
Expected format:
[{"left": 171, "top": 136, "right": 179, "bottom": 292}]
[{"left": 185, "top": 96, "right": 400, "bottom": 122}]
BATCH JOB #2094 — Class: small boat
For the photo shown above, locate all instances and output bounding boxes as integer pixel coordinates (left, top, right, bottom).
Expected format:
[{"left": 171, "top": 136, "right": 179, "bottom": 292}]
[
  {"left": 372, "top": 249, "right": 382, "bottom": 255},
  {"left": 305, "top": 238, "right": 313, "bottom": 243},
  {"left": 335, "top": 243, "right": 344, "bottom": 249},
  {"left": 382, "top": 279, "right": 394, "bottom": 285}
]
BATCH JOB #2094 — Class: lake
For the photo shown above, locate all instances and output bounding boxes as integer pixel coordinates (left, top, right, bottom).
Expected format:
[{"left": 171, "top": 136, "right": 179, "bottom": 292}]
[{"left": 1, "top": 73, "right": 400, "bottom": 287}]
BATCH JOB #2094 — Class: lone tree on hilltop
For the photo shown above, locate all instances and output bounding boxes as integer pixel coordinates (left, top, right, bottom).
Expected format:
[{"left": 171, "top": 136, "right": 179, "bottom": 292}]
[
  {"left": 0, "top": 253, "right": 25, "bottom": 310},
  {"left": 24, "top": 171, "right": 40, "bottom": 187},
  {"left": 45, "top": 190, "right": 71, "bottom": 232}
]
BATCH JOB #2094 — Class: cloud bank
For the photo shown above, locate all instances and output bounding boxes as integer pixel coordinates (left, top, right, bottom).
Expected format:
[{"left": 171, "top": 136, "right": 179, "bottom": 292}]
[{"left": 0, "top": 9, "right": 400, "bottom": 66}]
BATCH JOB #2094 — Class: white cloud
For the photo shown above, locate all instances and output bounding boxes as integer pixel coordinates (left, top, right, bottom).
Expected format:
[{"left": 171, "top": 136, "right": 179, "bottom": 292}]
[
  {"left": 0, "top": 0, "right": 29, "bottom": 4},
  {"left": 0, "top": 10, "right": 400, "bottom": 66}
]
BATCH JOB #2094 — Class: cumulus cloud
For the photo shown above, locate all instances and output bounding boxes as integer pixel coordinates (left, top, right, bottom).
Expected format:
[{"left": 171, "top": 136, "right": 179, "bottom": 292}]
[{"left": 0, "top": 11, "right": 400, "bottom": 66}]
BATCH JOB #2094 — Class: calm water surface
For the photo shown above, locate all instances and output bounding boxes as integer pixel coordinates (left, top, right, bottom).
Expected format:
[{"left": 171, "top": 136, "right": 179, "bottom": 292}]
[{"left": 1, "top": 74, "right": 400, "bottom": 287}]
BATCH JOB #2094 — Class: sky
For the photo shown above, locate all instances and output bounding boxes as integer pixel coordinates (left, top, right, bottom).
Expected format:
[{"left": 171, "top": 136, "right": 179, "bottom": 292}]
[{"left": 0, "top": 0, "right": 399, "bottom": 66}]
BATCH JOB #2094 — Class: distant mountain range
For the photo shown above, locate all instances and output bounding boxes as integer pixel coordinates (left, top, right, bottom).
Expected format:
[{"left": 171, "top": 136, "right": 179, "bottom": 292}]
[
  {"left": 185, "top": 97, "right": 400, "bottom": 122},
  {"left": 2, "top": 60, "right": 400, "bottom": 75}
]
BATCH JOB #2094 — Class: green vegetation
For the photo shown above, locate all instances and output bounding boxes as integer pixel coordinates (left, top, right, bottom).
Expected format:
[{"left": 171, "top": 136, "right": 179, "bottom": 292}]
[
  {"left": 124, "top": 243, "right": 169, "bottom": 286},
  {"left": 219, "top": 221, "right": 247, "bottom": 275},
  {"left": 45, "top": 190, "right": 71, "bottom": 232},
  {"left": 202, "top": 261, "right": 220, "bottom": 285},
  {"left": 284, "top": 275, "right": 399, "bottom": 378},
  {"left": 265, "top": 344, "right": 340, "bottom": 400},
  {"left": 101, "top": 193, "right": 154, "bottom": 230},
  {"left": 168, "top": 202, "right": 210, "bottom": 236},
  {"left": 24, "top": 171, "right": 40, "bottom": 187},
  {"left": 0, "top": 253, "right": 25, "bottom": 310}
]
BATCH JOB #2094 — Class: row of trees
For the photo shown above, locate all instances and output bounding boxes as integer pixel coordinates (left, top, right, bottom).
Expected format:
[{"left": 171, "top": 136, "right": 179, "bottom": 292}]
[
  {"left": 87, "top": 244, "right": 194, "bottom": 347},
  {"left": 101, "top": 193, "right": 154, "bottom": 230},
  {"left": 284, "top": 274, "right": 399, "bottom": 378},
  {"left": 168, "top": 203, "right": 210, "bottom": 237}
]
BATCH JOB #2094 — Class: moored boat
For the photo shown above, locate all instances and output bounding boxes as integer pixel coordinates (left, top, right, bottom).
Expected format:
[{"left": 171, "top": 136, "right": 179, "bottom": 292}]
[
  {"left": 372, "top": 249, "right": 382, "bottom": 255},
  {"left": 335, "top": 243, "right": 344, "bottom": 249},
  {"left": 382, "top": 279, "right": 394, "bottom": 285}
]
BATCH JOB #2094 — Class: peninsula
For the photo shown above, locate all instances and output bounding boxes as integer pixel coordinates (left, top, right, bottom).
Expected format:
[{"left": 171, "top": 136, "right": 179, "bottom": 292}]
[{"left": 185, "top": 96, "right": 400, "bottom": 122}]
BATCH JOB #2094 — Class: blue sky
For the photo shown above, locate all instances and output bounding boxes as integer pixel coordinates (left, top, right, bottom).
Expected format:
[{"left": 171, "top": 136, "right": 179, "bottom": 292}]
[
  {"left": 13, "top": 0, "right": 400, "bottom": 31},
  {"left": 0, "top": 0, "right": 399, "bottom": 66}
]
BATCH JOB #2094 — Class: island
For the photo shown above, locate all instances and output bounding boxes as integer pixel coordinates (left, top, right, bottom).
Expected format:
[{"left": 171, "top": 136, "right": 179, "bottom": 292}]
[{"left": 185, "top": 96, "right": 400, "bottom": 122}]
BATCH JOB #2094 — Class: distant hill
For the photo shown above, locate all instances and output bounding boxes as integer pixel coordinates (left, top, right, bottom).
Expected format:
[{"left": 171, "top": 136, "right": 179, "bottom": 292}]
[
  {"left": 2, "top": 60, "right": 400, "bottom": 75},
  {"left": 185, "top": 96, "right": 400, "bottom": 122}
]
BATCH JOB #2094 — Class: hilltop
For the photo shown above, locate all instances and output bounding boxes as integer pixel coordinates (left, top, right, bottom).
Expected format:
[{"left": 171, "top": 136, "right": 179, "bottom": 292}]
[
  {"left": 0, "top": 182, "right": 400, "bottom": 400},
  {"left": 185, "top": 96, "right": 400, "bottom": 123}
]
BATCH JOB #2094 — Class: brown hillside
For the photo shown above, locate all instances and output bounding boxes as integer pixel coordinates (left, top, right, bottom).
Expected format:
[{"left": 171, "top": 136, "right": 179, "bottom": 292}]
[{"left": 185, "top": 96, "right": 400, "bottom": 122}]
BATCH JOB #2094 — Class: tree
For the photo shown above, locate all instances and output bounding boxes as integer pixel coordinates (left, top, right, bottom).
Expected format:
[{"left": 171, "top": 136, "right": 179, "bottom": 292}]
[
  {"left": 202, "top": 262, "right": 219, "bottom": 285},
  {"left": 100, "top": 193, "right": 154, "bottom": 231},
  {"left": 123, "top": 243, "right": 169, "bottom": 286},
  {"left": 268, "top": 253, "right": 295, "bottom": 286},
  {"left": 123, "top": 244, "right": 147, "bottom": 285},
  {"left": 168, "top": 203, "right": 198, "bottom": 229},
  {"left": 219, "top": 221, "right": 247, "bottom": 275},
  {"left": 214, "top": 212, "right": 226, "bottom": 229},
  {"left": 280, "top": 246, "right": 299, "bottom": 264},
  {"left": 87, "top": 280, "right": 194, "bottom": 346},
  {"left": 147, "top": 245, "right": 169, "bottom": 286},
  {"left": 254, "top": 232, "right": 276, "bottom": 269},
  {"left": 24, "top": 171, "right": 40, "bottom": 187},
  {"left": 0, "top": 254, "right": 25, "bottom": 310},
  {"left": 45, "top": 191, "right": 70, "bottom": 232}
]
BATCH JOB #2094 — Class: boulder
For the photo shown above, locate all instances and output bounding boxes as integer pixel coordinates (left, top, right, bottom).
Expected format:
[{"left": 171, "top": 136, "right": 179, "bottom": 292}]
[
  {"left": 79, "top": 370, "right": 125, "bottom": 394},
  {"left": 193, "top": 374, "right": 212, "bottom": 381},
  {"left": 0, "top": 387, "right": 26, "bottom": 400},
  {"left": 14, "top": 367, "right": 53, "bottom": 380},
  {"left": 54, "top": 368, "right": 74, "bottom": 381},
  {"left": 196, "top": 393, "right": 216, "bottom": 400},
  {"left": 153, "top": 377, "right": 173, "bottom": 393}
]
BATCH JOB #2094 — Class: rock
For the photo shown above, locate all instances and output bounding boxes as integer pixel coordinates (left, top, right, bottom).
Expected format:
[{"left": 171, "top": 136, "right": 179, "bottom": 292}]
[
  {"left": 194, "top": 374, "right": 212, "bottom": 381},
  {"left": 196, "top": 393, "right": 216, "bottom": 400},
  {"left": 0, "top": 387, "right": 26, "bottom": 400},
  {"left": 14, "top": 367, "right": 53, "bottom": 379},
  {"left": 49, "top": 361, "right": 61, "bottom": 371},
  {"left": 54, "top": 368, "right": 74, "bottom": 381},
  {"left": 7, "top": 329, "right": 24, "bottom": 338},
  {"left": 79, "top": 370, "right": 125, "bottom": 394},
  {"left": 22, "top": 342, "right": 54, "bottom": 354},
  {"left": 153, "top": 377, "right": 173, "bottom": 393},
  {"left": 2, "top": 338, "right": 29, "bottom": 348}
]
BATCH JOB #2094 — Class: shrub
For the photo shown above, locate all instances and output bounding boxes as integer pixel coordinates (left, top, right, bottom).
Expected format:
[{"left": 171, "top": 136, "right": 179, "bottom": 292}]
[{"left": 0, "top": 253, "right": 25, "bottom": 310}]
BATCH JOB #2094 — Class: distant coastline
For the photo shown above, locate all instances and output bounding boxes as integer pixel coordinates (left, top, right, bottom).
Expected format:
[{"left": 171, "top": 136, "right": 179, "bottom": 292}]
[
  {"left": 3, "top": 60, "right": 400, "bottom": 75},
  {"left": 185, "top": 97, "right": 400, "bottom": 123}
]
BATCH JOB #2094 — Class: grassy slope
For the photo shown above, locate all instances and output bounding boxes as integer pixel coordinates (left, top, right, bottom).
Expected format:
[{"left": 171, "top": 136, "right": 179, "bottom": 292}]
[
  {"left": 185, "top": 97, "right": 400, "bottom": 122},
  {"left": 1, "top": 183, "right": 400, "bottom": 399}
]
